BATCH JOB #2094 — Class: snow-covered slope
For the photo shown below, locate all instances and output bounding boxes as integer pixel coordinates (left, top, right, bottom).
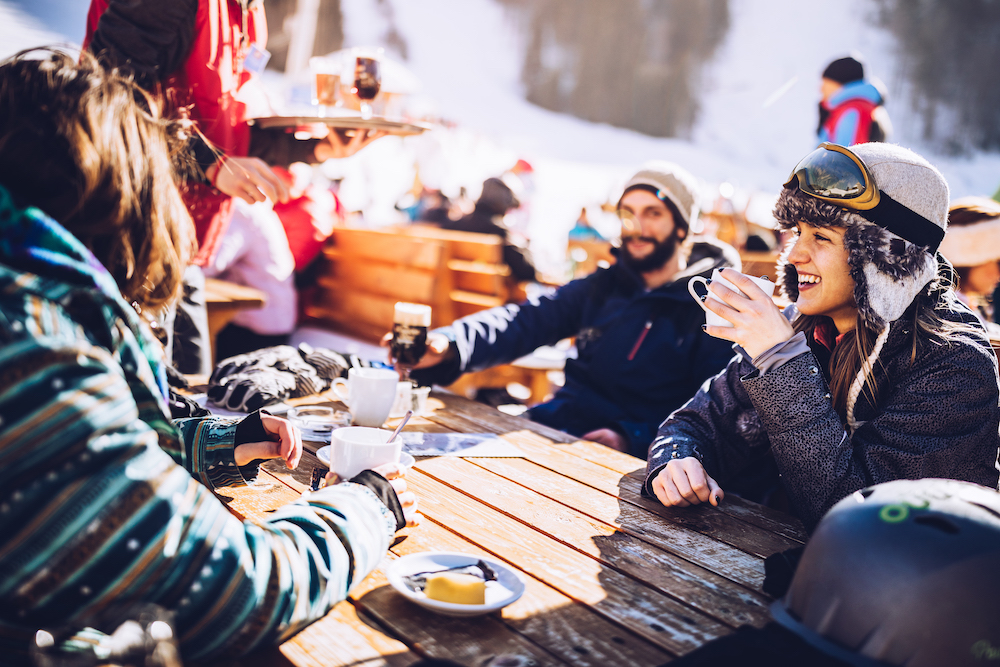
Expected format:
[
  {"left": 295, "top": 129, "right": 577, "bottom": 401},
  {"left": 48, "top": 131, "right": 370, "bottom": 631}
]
[{"left": 4, "top": 0, "right": 999, "bottom": 269}]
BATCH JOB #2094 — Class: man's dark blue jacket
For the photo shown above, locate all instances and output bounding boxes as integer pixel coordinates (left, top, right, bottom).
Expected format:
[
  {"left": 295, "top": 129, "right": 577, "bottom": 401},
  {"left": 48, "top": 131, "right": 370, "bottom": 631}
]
[{"left": 412, "top": 240, "right": 739, "bottom": 458}]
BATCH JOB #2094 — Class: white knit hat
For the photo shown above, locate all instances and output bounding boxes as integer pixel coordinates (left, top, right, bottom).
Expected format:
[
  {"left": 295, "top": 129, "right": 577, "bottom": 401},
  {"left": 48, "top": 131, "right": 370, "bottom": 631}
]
[
  {"left": 620, "top": 161, "right": 702, "bottom": 234},
  {"left": 773, "top": 143, "right": 951, "bottom": 431},
  {"left": 775, "top": 142, "right": 950, "bottom": 330},
  {"left": 939, "top": 196, "right": 1000, "bottom": 267}
]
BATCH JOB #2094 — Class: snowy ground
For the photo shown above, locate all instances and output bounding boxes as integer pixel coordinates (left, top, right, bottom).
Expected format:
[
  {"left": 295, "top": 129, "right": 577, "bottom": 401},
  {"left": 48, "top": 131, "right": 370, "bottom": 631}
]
[{"left": 4, "top": 0, "right": 1000, "bottom": 274}]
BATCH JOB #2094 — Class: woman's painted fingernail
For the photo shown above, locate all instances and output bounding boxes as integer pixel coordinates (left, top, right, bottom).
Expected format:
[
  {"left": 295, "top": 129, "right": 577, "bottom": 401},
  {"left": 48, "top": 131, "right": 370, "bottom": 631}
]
[
  {"left": 699, "top": 295, "right": 708, "bottom": 302},
  {"left": 701, "top": 324, "right": 707, "bottom": 331}
]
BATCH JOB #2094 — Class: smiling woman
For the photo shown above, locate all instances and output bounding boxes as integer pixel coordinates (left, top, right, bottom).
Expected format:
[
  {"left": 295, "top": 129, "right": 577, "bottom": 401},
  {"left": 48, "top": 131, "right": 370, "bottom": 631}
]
[{"left": 643, "top": 141, "right": 1000, "bottom": 534}]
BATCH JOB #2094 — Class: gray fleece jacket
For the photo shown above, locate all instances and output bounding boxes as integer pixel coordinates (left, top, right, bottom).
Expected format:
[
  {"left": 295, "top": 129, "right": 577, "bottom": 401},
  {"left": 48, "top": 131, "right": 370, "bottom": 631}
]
[{"left": 643, "top": 300, "right": 1000, "bottom": 530}]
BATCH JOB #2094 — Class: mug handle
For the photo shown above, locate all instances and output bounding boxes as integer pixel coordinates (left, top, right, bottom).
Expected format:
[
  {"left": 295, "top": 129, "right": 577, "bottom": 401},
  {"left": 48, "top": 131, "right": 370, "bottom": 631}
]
[
  {"left": 331, "top": 377, "right": 350, "bottom": 405},
  {"left": 687, "top": 275, "right": 713, "bottom": 315}
]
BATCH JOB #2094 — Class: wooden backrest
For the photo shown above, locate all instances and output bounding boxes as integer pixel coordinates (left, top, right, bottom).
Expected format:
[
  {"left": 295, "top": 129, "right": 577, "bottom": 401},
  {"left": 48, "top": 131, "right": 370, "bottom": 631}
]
[
  {"left": 307, "top": 228, "right": 449, "bottom": 341},
  {"left": 395, "top": 224, "right": 514, "bottom": 317},
  {"left": 306, "top": 225, "right": 526, "bottom": 342},
  {"left": 739, "top": 249, "right": 781, "bottom": 282}
]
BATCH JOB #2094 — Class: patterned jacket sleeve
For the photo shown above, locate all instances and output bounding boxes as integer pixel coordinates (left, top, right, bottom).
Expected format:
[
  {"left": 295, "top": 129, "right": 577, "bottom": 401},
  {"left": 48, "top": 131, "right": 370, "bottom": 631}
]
[{"left": 0, "top": 335, "right": 396, "bottom": 662}]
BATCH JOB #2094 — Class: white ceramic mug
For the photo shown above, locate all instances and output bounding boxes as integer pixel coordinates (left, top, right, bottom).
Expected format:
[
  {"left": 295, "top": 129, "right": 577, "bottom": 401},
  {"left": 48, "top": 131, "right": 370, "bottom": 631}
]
[
  {"left": 688, "top": 268, "right": 775, "bottom": 328},
  {"left": 330, "top": 367, "right": 399, "bottom": 427},
  {"left": 328, "top": 426, "right": 401, "bottom": 480}
]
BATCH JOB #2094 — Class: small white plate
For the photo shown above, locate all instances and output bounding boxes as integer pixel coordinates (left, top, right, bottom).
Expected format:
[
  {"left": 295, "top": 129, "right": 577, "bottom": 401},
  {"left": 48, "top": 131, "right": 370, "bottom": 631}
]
[
  {"left": 386, "top": 551, "right": 525, "bottom": 617},
  {"left": 315, "top": 447, "right": 415, "bottom": 471}
]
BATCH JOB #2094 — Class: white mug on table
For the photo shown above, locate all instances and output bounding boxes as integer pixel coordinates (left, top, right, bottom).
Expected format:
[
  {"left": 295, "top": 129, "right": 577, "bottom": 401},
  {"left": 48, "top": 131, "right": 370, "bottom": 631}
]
[
  {"left": 331, "top": 367, "right": 399, "bottom": 427},
  {"left": 688, "top": 268, "right": 775, "bottom": 328},
  {"left": 328, "top": 426, "right": 401, "bottom": 480}
]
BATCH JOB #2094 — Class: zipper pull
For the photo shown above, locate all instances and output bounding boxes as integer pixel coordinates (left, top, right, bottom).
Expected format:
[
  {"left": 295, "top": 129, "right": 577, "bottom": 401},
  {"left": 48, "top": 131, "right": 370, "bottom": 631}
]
[{"left": 627, "top": 320, "right": 653, "bottom": 361}]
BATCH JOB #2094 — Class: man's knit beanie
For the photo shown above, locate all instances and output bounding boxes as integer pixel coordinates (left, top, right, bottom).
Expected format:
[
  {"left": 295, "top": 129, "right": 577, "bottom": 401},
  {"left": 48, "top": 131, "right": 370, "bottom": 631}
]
[
  {"left": 822, "top": 56, "right": 865, "bottom": 85},
  {"left": 619, "top": 161, "right": 702, "bottom": 234}
]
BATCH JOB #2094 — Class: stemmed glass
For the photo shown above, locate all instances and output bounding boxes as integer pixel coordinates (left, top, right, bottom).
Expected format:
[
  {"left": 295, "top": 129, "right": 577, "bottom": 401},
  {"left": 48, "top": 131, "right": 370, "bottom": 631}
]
[
  {"left": 310, "top": 56, "right": 341, "bottom": 118},
  {"left": 352, "top": 51, "right": 382, "bottom": 120}
]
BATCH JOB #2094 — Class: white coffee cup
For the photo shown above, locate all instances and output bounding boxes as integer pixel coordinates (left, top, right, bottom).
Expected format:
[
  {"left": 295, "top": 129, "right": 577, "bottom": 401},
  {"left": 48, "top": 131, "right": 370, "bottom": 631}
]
[
  {"left": 688, "top": 268, "right": 775, "bottom": 328},
  {"left": 330, "top": 367, "right": 399, "bottom": 427},
  {"left": 328, "top": 426, "right": 401, "bottom": 480}
]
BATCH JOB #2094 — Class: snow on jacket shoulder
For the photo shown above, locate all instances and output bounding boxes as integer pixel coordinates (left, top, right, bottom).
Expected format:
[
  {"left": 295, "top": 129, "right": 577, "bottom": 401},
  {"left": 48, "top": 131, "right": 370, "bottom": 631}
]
[
  {"left": 644, "top": 301, "right": 1000, "bottom": 530},
  {"left": 413, "top": 238, "right": 740, "bottom": 457}
]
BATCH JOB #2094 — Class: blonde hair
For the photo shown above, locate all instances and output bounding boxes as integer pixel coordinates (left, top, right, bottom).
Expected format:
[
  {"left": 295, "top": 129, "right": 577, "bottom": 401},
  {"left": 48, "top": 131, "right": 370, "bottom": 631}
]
[{"left": 0, "top": 48, "right": 195, "bottom": 317}]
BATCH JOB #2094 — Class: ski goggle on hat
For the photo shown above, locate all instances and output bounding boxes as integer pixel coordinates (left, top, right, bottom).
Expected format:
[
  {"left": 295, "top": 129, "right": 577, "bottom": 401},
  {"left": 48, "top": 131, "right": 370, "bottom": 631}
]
[{"left": 785, "top": 142, "right": 945, "bottom": 252}]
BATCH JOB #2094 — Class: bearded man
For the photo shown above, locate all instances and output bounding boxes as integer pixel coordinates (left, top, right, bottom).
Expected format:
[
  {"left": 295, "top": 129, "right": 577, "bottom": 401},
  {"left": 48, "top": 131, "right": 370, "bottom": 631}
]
[{"left": 402, "top": 163, "right": 739, "bottom": 458}]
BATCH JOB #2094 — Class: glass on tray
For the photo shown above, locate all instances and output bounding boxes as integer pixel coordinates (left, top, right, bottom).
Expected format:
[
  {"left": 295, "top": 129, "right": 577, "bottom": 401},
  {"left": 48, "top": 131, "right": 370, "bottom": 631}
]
[{"left": 310, "top": 56, "right": 342, "bottom": 117}]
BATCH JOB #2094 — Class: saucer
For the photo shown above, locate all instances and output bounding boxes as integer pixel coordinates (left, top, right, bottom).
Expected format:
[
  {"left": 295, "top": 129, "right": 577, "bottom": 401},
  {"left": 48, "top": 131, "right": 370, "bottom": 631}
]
[
  {"left": 386, "top": 551, "right": 525, "bottom": 617},
  {"left": 315, "top": 447, "right": 415, "bottom": 471}
]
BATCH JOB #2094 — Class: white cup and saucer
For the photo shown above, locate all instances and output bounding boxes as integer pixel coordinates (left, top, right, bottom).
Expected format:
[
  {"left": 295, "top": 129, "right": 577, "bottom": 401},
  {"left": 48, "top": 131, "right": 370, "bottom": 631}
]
[{"left": 316, "top": 426, "right": 415, "bottom": 480}]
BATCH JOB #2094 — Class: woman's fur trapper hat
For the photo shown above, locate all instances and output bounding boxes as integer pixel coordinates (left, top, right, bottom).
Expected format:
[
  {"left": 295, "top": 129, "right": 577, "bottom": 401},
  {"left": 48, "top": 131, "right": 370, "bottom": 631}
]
[{"left": 774, "top": 142, "right": 950, "bottom": 330}]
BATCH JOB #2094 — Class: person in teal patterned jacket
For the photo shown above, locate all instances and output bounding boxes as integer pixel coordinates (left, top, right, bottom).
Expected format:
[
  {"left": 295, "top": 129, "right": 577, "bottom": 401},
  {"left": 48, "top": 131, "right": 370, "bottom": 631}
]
[{"left": 0, "top": 49, "right": 416, "bottom": 663}]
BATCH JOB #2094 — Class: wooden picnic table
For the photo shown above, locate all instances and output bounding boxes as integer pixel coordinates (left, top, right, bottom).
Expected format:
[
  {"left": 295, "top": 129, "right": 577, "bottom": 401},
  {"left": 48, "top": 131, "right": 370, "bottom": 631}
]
[{"left": 212, "top": 389, "right": 807, "bottom": 667}]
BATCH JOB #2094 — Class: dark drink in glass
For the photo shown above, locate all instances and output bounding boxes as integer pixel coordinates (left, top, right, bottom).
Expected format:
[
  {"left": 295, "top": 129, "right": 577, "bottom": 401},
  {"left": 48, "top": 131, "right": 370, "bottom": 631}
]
[
  {"left": 353, "top": 56, "right": 381, "bottom": 119},
  {"left": 391, "top": 302, "right": 431, "bottom": 367},
  {"left": 354, "top": 57, "right": 381, "bottom": 99}
]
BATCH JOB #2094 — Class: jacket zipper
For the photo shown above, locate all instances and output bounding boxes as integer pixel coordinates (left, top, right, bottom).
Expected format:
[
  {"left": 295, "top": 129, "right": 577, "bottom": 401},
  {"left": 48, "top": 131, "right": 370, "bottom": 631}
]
[{"left": 627, "top": 320, "right": 653, "bottom": 361}]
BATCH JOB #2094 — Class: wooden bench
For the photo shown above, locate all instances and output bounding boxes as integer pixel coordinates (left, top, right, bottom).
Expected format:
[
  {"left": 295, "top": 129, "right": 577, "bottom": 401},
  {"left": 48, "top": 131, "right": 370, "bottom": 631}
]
[
  {"left": 740, "top": 249, "right": 781, "bottom": 282},
  {"left": 305, "top": 227, "right": 450, "bottom": 341},
  {"left": 305, "top": 225, "right": 555, "bottom": 403},
  {"left": 203, "top": 278, "right": 267, "bottom": 362},
  {"left": 306, "top": 225, "right": 523, "bottom": 341},
  {"left": 395, "top": 223, "right": 524, "bottom": 314}
]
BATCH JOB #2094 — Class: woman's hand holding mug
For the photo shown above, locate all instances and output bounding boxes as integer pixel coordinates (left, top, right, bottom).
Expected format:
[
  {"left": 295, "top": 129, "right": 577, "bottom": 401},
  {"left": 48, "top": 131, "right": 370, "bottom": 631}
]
[{"left": 688, "top": 268, "right": 793, "bottom": 359}]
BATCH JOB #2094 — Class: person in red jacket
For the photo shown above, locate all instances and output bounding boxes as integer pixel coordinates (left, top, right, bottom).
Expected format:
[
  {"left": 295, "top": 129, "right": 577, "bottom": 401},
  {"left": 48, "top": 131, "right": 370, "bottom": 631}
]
[
  {"left": 84, "top": 0, "right": 382, "bottom": 372},
  {"left": 817, "top": 55, "right": 892, "bottom": 147}
]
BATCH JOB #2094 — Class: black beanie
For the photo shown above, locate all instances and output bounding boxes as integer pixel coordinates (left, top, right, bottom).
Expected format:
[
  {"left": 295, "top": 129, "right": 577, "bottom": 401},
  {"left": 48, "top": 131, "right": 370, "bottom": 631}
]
[{"left": 822, "top": 56, "right": 864, "bottom": 85}]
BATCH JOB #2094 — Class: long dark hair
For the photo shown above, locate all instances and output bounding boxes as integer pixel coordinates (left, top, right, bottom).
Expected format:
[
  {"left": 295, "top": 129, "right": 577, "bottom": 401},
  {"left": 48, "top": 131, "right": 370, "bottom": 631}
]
[
  {"left": 0, "top": 48, "right": 194, "bottom": 316},
  {"left": 793, "top": 269, "right": 984, "bottom": 422}
]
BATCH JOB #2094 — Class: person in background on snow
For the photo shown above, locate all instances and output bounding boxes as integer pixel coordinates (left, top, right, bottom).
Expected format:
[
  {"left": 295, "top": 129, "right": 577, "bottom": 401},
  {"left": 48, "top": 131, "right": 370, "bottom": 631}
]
[
  {"left": 0, "top": 49, "right": 416, "bottom": 664},
  {"left": 644, "top": 142, "right": 1000, "bottom": 530},
  {"left": 568, "top": 207, "right": 607, "bottom": 242},
  {"left": 939, "top": 196, "right": 1000, "bottom": 330},
  {"left": 397, "top": 163, "right": 738, "bottom": 459},
  {"left": 818, "top": 55, "right": 892, "bottom": 147}
]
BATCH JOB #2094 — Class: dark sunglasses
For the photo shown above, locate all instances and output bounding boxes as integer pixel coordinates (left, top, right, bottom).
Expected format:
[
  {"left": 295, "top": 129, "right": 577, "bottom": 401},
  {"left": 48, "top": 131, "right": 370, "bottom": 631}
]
[{"left": 785, "top": 143, "right": 944, "bottom": 252}]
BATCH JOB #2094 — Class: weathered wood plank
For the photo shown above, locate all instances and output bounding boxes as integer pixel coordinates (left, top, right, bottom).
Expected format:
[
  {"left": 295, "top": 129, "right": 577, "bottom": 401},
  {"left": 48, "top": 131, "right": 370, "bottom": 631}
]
[
  {"left": 389, "top": 512, "right": 675, "bottom": 666},
  {"left": 259, "top": 456, "right": 672, "bottom": 666},
  {"left": 459, "top": 456, "right": 771, "bottom": 592},
  {"left": 426, "top": 392, "right": 808, "bottom": 544},
  {"left": 213, "top": 474, "right": 301, "bottom": 523},
  {"left": 415, "top": 456, "right": 771, "bottom": 624},
  {"left": 429, "top": 427, "right": 801, "bottom": 559},
  {"left": 276, "top": 601, "right": 419, "bottom": 667},
  {"left": 409, "top": 469, "right": 732, "bottom": 656},
  {"left": 349, "top": 554, "right": 567, "bottom": 667}
]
